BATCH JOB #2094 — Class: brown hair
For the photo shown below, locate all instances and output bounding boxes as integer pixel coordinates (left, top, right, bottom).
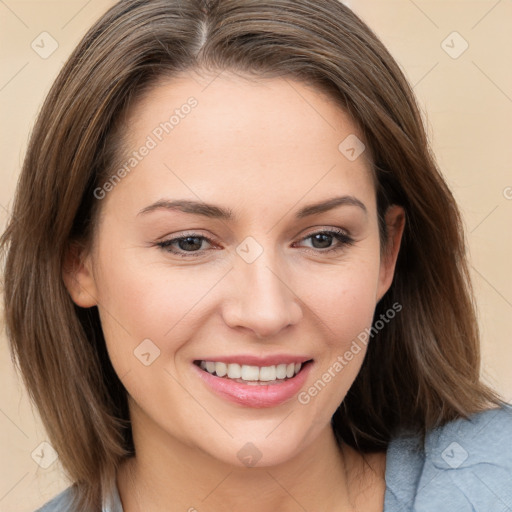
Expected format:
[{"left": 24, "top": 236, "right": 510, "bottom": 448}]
[{"left": 0, "top": 0, "right": 503, "bottom": 509}]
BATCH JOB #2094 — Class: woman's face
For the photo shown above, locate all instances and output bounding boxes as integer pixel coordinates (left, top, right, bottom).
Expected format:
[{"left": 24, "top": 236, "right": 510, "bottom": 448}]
[{"left": 67, "top": 70, "right": 404, "bottom": 467}]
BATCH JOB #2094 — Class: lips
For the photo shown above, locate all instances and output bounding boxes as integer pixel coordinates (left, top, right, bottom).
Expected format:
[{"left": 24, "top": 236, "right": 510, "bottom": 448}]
[{"left": 192, "top": 356, "right": 314, "bottom": 408}]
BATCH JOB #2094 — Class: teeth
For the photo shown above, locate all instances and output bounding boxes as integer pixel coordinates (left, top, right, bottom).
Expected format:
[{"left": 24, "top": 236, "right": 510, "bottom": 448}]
[
  {"left": 227, "top": 363, "right": 241, "bottom": 379},
  {"left": 276, "top": 364, "right": 287, "bottom": 379},
  {"left": 215, "top": 362, "right": 227, "bottom": 377},
  {"left": 241, "top": 365, "right": 260, "bottom": 381},
  {"left": 259, "top": 365, "right": 276, "bottom": 381},
  {"left": 198, "top": 360, "right": 306, "bottom": 382}
]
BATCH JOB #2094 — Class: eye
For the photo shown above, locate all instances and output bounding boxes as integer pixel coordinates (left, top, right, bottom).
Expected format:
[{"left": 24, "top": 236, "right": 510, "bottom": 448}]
[
  {"left": 155, "top": 228, "right": 354, "bottom": 258},
  {"left": 155, "top": 233, "right": 215, "bottom": 258},
  {"left": 294, "top": 228, "right": 354, "bottom": 254}
]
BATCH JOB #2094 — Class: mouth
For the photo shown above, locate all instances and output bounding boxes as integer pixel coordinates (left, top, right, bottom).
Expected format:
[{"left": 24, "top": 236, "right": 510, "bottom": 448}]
[
  {"left": 192, "top": 357, "right": 314, "bottom": 408},
  {"left": 193, "top": 359, "right": 313, "bottom": 385}
]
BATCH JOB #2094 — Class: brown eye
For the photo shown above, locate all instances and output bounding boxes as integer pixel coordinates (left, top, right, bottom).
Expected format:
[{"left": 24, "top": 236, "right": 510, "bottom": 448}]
[
  {"left": 156, "top": 233, "right": 214, "bottom": 258},
  {"left": 296, "top": 229, "right": 354, "bottom": 254}
]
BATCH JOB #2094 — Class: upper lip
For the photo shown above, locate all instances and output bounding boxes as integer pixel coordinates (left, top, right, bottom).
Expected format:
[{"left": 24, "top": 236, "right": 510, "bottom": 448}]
[{"left": 194, "top": 354, "right": 313, "bottom": 366}]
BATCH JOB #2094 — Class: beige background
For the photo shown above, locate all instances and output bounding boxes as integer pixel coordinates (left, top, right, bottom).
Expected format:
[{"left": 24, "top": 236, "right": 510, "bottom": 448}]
[{"left": 1, "top": 1, "right": 511, "bottom": 510}]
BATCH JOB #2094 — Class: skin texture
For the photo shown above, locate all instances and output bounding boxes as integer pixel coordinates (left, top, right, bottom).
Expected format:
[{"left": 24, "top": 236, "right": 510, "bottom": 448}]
[{"left": 64, "top": 70, "right": 405, "bottom": 511}]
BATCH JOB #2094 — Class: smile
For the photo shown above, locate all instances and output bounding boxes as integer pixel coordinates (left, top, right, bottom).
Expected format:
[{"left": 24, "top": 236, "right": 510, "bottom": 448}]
[
  {"left": 196, "top": 360, "right": 305, "bottom": 383},
  {"left": 193, "top": 359, "right": 314, "bottom": 408}
]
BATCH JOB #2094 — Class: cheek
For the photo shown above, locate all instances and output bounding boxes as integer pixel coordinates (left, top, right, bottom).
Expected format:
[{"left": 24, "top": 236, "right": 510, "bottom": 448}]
[
  {"left": 92, "top": 244, "right": 226, "bottom": 371},
  {"left": 293, "top": 254, "right": 381, "bottom": 408},
  {"left": 297, "top": 254, "right": 382, "bottom": 345}
]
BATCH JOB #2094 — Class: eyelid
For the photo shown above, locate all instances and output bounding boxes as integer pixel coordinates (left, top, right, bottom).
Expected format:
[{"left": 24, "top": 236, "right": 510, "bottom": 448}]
[
  {"left": 154, "top": 231, "right": 218, "bottom": 258},
  {"left": 155, "top": 226, "right": 355, "bottom": 258},
  {"left": 298, "top": 225, "right": 352, "bottom": 240},
  {"left": 294, "top": 227, "right": 354, "bottom": 250}
]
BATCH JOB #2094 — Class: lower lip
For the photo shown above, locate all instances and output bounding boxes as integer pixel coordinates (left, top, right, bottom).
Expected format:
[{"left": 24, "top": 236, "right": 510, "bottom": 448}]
[{"left": 193, "top": 361, "right": 313, "bottom": 408}]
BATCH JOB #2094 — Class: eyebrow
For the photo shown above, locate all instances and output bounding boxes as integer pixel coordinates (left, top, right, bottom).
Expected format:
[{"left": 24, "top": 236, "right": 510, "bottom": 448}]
[{"left": 137, "top": 195, "right": 367, "bottom": 221}]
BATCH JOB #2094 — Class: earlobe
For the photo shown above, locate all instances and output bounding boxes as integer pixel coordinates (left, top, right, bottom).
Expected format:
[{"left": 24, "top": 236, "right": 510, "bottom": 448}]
[
  {"left": 62, "top": 242, "right": 98, "bottom": 308},
  {"left": 376, "top": 205, "right": 406, "bottom": 302}
]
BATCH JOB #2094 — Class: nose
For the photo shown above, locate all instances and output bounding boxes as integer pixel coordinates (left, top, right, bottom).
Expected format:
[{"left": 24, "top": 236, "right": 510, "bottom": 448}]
[{"left": 222, "top": 248, "right": 303, "bottom": 339}]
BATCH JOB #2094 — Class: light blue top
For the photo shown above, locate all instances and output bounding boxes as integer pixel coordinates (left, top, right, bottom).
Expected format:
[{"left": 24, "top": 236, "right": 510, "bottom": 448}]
[{"left": 36, "top": 404, "right": 512, "bottom": 512}]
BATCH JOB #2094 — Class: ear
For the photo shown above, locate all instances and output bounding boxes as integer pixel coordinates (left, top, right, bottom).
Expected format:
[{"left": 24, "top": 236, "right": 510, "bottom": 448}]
[
  {"left": 62, "top": 241, "right": 98, "bottom": 308},
  {"left": 376, "top": 205, "right": 405, "bottom": 303}
]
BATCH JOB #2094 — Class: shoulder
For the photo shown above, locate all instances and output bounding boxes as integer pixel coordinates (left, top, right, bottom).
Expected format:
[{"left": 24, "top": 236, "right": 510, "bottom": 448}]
[
  {"left": 34, "top": 482, "right": 123, "bottom": 512},
  {"left": 385, "top": 403, "right": 512, "bottom": 511},
  {"left": 34, "top": 486, "right": 76, "bottom": 512}
]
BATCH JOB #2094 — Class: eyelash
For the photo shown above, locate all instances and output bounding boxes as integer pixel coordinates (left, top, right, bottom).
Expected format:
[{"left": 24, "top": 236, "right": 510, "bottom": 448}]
[{"left": 155, "top": 228, "right": 354, "bottom": 258}]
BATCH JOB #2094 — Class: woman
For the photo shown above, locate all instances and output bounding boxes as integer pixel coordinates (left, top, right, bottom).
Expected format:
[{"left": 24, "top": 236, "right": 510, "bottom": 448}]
[{"left": 1, "top": 0, "right": 511, "bottom": 511}]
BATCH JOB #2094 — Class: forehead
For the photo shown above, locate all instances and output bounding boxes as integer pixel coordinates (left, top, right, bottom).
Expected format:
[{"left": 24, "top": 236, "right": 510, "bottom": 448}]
[
  {"left": 104, "top": 70, "right": 375, "bottom": 219},
  {"left": 127, "top": 69, "right": 365, "bottom": 151}
]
